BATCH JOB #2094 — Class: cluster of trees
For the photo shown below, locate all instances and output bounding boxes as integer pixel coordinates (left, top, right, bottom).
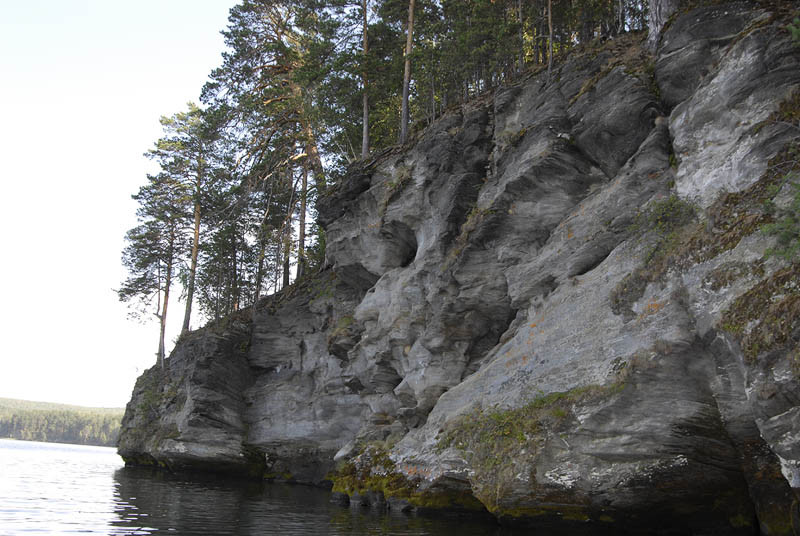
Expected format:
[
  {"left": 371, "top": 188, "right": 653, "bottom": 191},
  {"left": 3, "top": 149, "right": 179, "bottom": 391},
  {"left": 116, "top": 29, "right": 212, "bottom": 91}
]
[
  {"left": 0, "top": 399, "right": 122, "bottom": 447},
  {"left": 119, "top": 0, "right": 650, "bottom": 366}
]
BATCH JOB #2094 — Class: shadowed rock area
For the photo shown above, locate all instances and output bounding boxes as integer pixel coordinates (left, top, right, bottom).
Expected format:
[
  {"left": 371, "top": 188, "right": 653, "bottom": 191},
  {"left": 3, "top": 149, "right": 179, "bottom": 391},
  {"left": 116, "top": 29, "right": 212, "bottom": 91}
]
[{"left": 119, "top": 2, "right": 800, "bottom": 533}]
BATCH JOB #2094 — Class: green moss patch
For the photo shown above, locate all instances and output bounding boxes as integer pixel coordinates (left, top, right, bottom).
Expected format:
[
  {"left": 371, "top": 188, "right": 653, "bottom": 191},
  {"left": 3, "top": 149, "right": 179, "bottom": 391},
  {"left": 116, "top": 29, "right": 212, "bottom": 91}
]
[
  {"left": 330, "top": 315, "right": 354, "bottom": 338},
  {"left": 377, "top": 163, "right": 414, "bottom": 218},
  {"left": 610, "top": 195, "right": 698, "bottom": 318},
  {"left": 703, "top": 260, "right": 765, "bottom": 291},
  {"left": 612, "top": 88, "right": 800, "bottom": 319},
  {"left": 329, "top": 445, "right": 484, "bottom": 511},
  {"left": 568, "top": 32, "right": 652, "bottom": 105},
  {"left": 611, "top": 139, "right": 800, "bottom": 319},
  {"left": 720, "top": 264, "right": 800, "bottom": 365},
  {"left": 121, "top": 366, "right": 186, "bottom": 453},
  {"left": 442, "top": 204, "right": 493, "bottom": 270},
  {"left": 436, "top": 384, "right": 623, "bottom": 514}
]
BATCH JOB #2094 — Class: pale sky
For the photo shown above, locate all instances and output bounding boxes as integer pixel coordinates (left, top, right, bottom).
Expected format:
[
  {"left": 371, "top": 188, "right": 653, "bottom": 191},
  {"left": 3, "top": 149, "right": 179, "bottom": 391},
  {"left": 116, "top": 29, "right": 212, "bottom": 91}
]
[{"left": 0, "top": 1, "right": 238, "bottom": 408}]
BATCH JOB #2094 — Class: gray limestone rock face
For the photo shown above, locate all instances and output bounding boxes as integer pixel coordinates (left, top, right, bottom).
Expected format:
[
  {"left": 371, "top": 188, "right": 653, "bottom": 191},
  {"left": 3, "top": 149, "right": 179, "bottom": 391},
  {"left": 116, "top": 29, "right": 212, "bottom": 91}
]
[
  {"left": 119, "top": 2, "right": 800, "bottom": 532},
  {"left": 668, "top": 17, "right": 800, "bottom": 208},
  {"left": 655, "top": 2, "right": 764, "bottom": 110},
  {"left": 118, "top": 317, "right": 258, "bottom": 475},
  {"left": 647, "top": 0, "right": 684, "bottom": 52}
]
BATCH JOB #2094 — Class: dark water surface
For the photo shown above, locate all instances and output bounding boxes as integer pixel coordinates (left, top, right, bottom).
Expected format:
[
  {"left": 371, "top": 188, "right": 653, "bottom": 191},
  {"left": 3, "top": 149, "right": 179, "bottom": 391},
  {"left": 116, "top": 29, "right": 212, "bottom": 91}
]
[{"left": 0, "top": 439, "right": 517, "bottom": 535}]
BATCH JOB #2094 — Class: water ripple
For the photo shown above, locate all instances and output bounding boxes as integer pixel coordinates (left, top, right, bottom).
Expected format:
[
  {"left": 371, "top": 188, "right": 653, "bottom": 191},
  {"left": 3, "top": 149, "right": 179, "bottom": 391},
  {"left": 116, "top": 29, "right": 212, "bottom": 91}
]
[{"left": 0, "top": 439, "right": 516, "bottom": 536}]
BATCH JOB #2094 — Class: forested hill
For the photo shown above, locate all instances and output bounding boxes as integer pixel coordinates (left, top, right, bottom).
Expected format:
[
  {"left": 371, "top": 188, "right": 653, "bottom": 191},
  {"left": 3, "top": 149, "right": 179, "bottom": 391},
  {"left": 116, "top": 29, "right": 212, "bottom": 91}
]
[{"left": 0, "top": 398, "right": 123, "bottom": 447}]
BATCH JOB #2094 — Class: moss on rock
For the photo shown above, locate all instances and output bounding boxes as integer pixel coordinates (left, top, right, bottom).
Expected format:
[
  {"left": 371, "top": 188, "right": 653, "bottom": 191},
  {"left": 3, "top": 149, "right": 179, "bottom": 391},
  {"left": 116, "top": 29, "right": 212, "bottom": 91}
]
[
  {"left": 436, "top": 384, "right": 624, "bottom": 514},
  {"left": 328, "top": 444, "right": 484, "bottom": 511},
  {"left": 720, "top": 264, "right": 800, "bottom": 365}
]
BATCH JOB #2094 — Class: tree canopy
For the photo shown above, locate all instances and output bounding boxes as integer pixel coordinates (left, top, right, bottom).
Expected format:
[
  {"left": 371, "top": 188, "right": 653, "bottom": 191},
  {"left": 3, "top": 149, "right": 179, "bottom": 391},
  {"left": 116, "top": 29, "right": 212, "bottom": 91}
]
[{"left": 120, "top": 0, "right": 650, "bottom": 363}]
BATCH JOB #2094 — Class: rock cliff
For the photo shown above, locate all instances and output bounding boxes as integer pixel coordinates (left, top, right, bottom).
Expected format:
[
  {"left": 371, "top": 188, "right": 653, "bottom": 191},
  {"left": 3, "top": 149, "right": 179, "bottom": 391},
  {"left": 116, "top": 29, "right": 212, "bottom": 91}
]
[{"left": 119, "top": 2, "right": 800, "bottom": 533}]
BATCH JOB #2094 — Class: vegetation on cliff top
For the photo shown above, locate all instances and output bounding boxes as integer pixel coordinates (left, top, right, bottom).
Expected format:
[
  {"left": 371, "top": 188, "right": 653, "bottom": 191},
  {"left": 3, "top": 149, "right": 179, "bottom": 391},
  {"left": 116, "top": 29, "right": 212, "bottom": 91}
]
[{"left": 118, "top": 0, "right": 652, "bottom": 366}]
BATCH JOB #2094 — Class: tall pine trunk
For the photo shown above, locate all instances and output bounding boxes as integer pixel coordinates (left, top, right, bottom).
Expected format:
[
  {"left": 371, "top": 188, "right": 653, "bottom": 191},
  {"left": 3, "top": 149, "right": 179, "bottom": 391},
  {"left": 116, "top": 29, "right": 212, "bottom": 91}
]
[
  {"left": 281, "top": 162, "right": 299, "bottom": 289},
  {"left": 518, "top": 0, "right": 524, "bottom": 74},
  {"left": 230, "top": 227, "right": 239, "bottom": 312},
  {"left": 181, "top": 187, "right": 201, "bottom": 334},
  {"left": 547, "top": 0, "right": 554, "bottom": 82},
  {"left": 253, "top": 180, "right": 275, "bottom": 308},
  {"left": 361, "top": 0, "right": 370, "bottom": 158},
  {"left": 214, "top": 261, "right": 222, "bottom": 323},
  {"left": 297, "top": 164, "right": 307, "bottom": 279},
  {"left": 301, "top": 121, "right": 324, "bottom": 188},
  {"left": 399, "top": 0, "right": 415, "bottom": 144},
  {"left": 157, "top": 231, "right": 175, "bottom": 370},
  {"left": 282, "top": 238, "right": 291, "bottom": 289}
]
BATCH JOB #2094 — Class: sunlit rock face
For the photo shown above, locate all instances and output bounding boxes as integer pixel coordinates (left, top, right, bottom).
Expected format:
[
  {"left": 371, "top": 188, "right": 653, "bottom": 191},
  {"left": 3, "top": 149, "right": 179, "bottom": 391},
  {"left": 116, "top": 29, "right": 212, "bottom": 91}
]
[{"left": 119, "top": 3, "right": 800, "bottom": 533}]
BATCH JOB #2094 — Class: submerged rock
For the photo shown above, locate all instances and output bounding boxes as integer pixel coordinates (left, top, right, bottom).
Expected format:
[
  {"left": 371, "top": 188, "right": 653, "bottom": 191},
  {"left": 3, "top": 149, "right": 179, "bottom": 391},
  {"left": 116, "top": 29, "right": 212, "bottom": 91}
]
[{"left": 119, "top": 3, "right": 800, "bottom": 533}]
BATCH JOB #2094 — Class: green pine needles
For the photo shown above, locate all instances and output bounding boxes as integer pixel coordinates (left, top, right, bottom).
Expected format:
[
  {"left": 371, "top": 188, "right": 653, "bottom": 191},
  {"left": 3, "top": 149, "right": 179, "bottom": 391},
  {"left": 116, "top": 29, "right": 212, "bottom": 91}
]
[
  {"left": 788, "top": 17, "right": 800, "bottom": 44},
  {"left": 763, "top": 173, "right": 800, "bottom": 261}
]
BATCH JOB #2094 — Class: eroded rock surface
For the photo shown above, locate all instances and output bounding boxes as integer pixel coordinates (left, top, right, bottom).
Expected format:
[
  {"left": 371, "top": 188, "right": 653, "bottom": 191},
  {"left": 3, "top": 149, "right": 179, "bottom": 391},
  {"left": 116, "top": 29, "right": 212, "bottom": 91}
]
[{"left": 120, "top": 3, "right": 800, "bottom": 533}]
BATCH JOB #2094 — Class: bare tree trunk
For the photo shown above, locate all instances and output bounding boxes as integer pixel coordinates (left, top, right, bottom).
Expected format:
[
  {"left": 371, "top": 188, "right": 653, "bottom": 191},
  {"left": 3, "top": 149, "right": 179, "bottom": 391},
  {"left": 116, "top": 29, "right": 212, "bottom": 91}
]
[
  {"left": 518, "top": 0, "right": 525, "bottom": 74},
  {"left": 361, "top": 0, "right": 370, "bottom": 158},
  {"left": 214, "top": 262, "right": 221, "bottom": 323},
  {"left": 158, "top": 233, "right": 175, "bottom": 370},
  {"left": 547, "top": 0, "right": 554, "bottom": 83},
  {"left": 647, "top": 0, "right": 682, "bottom": 51},
  {"left": 231, "top": 232, "right": 238, "bottom": 312},
  {"left": 181, "top": 190, "right": 201, "bottom": 334},
  {"left": 253, "top": 179, "right": 275, "bottom": 308},
  {"left": 280, "top": 161, "right": 299, "bottom": 289},
  {"left": 301, "top": 121, "right": 324, "bottom": 189},
  {"left": 399, "top": 0, "right": 415, "bottom": 144},
  {"left": 273, "top": 244, "right": 280, "bottom": 292},
  {"left": 282, "top": 232, "right": 291, "bottom": 289},
  {"left": 297, "top": 163, "right": 307, "bottom": 279}
]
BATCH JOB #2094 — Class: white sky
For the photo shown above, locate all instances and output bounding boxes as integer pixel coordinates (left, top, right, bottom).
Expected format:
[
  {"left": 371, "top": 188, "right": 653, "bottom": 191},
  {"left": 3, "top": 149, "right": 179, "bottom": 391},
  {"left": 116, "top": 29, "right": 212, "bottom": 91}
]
[{"left": 0, "top": 1, "right": 238, "bottom": 408}]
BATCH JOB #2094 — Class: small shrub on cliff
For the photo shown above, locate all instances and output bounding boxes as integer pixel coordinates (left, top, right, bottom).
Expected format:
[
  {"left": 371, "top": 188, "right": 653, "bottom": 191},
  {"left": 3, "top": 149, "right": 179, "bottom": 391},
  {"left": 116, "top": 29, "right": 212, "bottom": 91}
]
[
  {"left": 788, "top": 17, "right": 800, "bottom": 43},
  {"left": 762, "top": 177, "right": 800, "bottom": 261},
  {"left": 720, "top": 265, "right": 800, "bottom": 365},
  {"left": 759, "top": 93, "right": 800, "bottom": 261},
  {"left": 611, "top": 196, "right": 697, "bottom": 318},
  {"left": 640, "top": 195, "right": 696, "bottom": 236}
]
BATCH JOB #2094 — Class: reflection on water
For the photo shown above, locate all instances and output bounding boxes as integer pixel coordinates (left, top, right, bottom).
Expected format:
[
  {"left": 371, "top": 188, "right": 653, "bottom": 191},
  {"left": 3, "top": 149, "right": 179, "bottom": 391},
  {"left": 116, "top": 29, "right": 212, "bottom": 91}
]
[
  {"left": 111, "top": 466, "right": 511, "bottom": 535},
  {"left": 0, "top": 438, "right": 518, "bottom": 535},
  {"left": 0, "top": 438, "right": 122, "bottom": 535}
]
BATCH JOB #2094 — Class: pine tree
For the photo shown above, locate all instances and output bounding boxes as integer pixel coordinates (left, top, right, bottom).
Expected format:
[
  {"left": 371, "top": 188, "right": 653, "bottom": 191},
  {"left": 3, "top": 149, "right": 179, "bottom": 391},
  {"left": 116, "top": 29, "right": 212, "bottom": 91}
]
[
  {"left": 119, "top": 172, "right": 190, "bottom": 367},
  {"left": 399, "top": 0, "right": 415, "bottom": 144},
  {"left": 146, "top": 103, "right": 225, "bottom": 334}
]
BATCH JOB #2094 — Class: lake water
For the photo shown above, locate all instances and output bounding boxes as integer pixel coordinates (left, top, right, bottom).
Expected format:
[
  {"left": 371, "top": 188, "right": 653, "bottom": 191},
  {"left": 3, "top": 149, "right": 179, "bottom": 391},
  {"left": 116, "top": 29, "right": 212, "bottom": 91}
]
[{"left": 0, "top": 438, "right": 519, "bottom": 535}]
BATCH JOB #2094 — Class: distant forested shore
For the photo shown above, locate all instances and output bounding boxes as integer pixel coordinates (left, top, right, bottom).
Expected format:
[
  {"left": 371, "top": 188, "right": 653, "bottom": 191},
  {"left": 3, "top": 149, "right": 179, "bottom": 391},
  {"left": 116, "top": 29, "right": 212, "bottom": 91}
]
[{"left": 0, "top": 398, "right": 123, "bottom": 447}]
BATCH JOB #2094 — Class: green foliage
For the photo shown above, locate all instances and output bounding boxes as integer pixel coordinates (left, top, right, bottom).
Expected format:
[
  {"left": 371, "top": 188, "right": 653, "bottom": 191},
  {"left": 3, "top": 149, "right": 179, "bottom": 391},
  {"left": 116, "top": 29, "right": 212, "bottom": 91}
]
[
  {"left": 0, "top": 398, "right": 123, "bottom": 447},
  {"left": 121, "top": 0, "right": 656, "bottom": 344},
  {"left": 762, "top": 177, "right": 800, "bottom": 261},
  {"left": 720, "top": 265, "right": 800, "bottom": 366},
  {"left": 636, "top": 194, "right": 696, "bottom": 236},
  {"left": 329, "top": 443, "right": 484, "bottom": 510},
  {"left": 760, "top": 92, "right": 800, "bottom": 261},
  {"left": 436, "top": 384, "right": 623, "bottom": 512},
  {"left": 330, "top": 315, "right": 355, "bottom": 337},
  {"left": 611, "top": 196, "right": 698, "bottom": 318},
  {"left": 788, "top": 17, "right": 800, "bottom": 43}
]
